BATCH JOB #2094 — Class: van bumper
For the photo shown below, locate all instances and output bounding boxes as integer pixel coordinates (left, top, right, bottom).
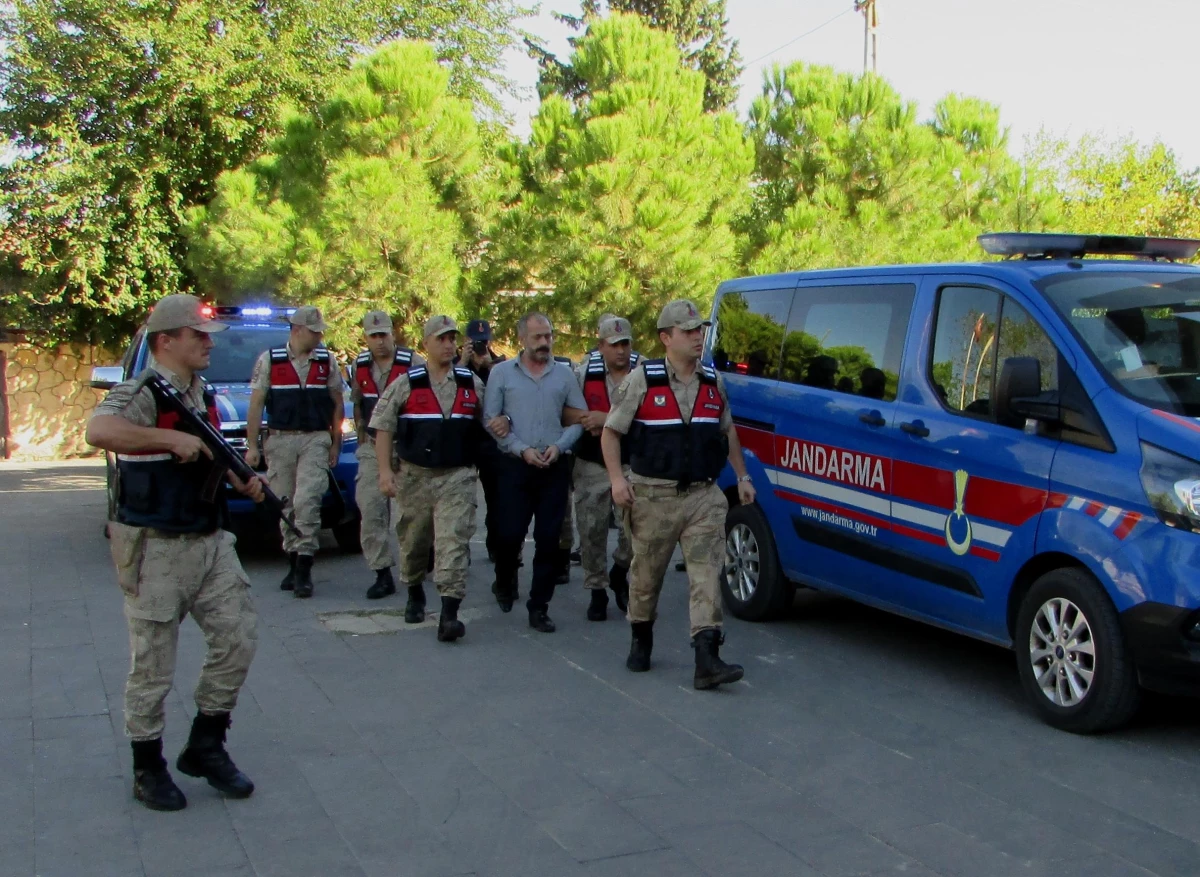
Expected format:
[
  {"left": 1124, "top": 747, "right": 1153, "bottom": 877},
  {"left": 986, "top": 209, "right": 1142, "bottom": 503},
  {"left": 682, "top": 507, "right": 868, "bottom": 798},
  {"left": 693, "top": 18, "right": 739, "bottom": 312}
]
[{"left": 1121, "top": 603, "right": 1200, "bottom": 696}]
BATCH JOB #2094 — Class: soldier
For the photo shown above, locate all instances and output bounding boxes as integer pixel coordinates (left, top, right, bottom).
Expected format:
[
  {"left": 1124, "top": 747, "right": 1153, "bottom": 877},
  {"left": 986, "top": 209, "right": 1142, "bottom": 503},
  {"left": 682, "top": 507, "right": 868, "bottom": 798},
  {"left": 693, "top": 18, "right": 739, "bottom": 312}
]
[
  {"left": 85, "top": 294, "right": 261, "bottom": 812},
  {"left": 569, "top": 315, "right": 639, "bottom": 621},
  {"left": 370, "top": 316, "right": 485, "bottom": 640},
  {"left": 349, "top": 310, "right": 422, "bottom": 600},
  {"left": 245, "top": 305, "right": 345, "bottom": 599},
  {"left": 601, "top": 300, "right": 756, "bottom": 690}
]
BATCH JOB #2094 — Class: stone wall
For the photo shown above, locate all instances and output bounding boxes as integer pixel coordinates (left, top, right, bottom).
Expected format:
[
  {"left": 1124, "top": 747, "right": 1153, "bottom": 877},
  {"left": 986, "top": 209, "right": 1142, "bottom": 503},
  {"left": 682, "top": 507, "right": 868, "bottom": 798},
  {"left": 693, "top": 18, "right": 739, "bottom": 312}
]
[{"left": 1, "top": 341, "right": 115, "bottom": 460}]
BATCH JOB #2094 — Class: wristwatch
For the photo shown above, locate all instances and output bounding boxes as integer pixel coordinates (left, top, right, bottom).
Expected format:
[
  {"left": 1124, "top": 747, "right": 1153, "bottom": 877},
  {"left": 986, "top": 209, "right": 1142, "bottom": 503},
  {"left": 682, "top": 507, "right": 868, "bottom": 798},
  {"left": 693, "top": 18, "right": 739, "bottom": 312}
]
[{"left": 738, "top": 474, "right": 753, "bottom": 483}]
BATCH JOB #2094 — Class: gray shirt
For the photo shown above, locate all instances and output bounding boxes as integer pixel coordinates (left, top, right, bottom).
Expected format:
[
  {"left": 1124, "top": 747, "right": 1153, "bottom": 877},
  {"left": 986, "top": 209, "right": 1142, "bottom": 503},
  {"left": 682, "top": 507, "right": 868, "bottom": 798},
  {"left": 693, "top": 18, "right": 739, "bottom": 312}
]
[{"left": 484, "top": 355, "right": 587, "bottom": 456}]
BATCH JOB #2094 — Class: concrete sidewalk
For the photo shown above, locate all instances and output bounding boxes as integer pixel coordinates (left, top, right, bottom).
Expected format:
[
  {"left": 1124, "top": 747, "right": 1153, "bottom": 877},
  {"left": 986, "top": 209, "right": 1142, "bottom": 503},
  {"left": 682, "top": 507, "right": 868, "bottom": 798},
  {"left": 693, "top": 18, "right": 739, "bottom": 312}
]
[{"left": 2, "top": 461, "right": 1200, "bottom": 877}]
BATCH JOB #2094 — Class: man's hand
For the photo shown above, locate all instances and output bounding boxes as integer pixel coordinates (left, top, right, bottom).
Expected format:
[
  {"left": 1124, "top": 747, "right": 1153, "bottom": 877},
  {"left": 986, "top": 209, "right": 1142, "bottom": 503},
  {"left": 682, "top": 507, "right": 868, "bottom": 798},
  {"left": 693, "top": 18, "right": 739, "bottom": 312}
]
[
  {"left": 328, "top": 442, "right": 340, "bottom": 468},
  {"left": 379, "top": 470, "right": 397, "bottom": 498},
  {"left": 581, "top": 411, "right": 607, "bottom": 433},
  {"left": 170, "top": 432, "right": 212, "bottom": 464},
  {"left": 541, "top": 445, "right": 561, "bottom": 466},
  {"left": 737, "top": 479, "right": 756, "bottom": 506},
  {"left": 521, "top": 447, "right": 546, "bottom": 468},
  {"left": 489, "top": 416, "right": 511, "bottom": 438},
  {"left": 611, "top": 475, "right": 634, "bottom": 509},
  {"left": 230, "top": 472, "right": 266, "bottom": 503},
  {"left": 244, "top": 446, "right": 261, "bottom": 469}
]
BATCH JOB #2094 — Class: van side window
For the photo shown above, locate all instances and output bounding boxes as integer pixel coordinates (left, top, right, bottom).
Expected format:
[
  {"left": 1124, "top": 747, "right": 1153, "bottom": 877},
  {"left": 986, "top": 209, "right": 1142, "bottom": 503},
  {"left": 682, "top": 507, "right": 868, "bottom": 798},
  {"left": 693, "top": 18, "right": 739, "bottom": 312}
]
[
  {"left": 711, "top": 289, "right": 793, "bottom": 378},
  {"left": 778, "top": 284, "right": 915, "bottom": 402},
  {"left": 930, "top": 287, "right": 1001, "bottom": 415},
  {"left": 931, "top": 287, "right": 1059, "bottom": 420}
]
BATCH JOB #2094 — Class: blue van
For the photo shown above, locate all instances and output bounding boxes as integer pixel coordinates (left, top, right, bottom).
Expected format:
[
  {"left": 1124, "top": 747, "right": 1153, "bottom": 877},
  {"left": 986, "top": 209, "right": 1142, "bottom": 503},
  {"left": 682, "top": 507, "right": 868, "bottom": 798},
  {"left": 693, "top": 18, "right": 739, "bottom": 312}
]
[
  {"left": 711, "top": 233, "right": 1200, "bottom": 732},
  {"left": 91, "top": 304, "right": 361, "bottom": 550}
]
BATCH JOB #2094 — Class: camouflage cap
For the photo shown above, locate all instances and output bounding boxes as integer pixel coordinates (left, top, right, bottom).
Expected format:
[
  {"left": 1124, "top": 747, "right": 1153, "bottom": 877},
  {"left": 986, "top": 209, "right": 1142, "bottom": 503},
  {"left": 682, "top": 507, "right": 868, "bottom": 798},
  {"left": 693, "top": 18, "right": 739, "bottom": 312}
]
[
  {"left": 145, "top": 294, "right": 228, "bottom": 334},
  {"left": 289, "top": 305, "right": 327, "bottom": 333},
  {"left": 597, "top": 315, "right": 632, "bottom": 344},
  {"left": 362, "top": 310, "right": 393, "bottom": 335},
  {"left": 656, "top": 299, "right": 709, "bottom": 331},
  {"left": 423, "top": 315, "right": 459, "bottom": 338}
]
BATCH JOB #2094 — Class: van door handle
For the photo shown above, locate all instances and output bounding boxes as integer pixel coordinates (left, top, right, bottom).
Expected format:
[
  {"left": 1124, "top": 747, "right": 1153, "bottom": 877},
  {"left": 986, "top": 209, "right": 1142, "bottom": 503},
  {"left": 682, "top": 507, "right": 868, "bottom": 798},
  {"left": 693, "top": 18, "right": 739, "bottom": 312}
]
[
  {"left": 900, "top": 420, "right": 930, "bottom": 438},
  {"left": 858, "top": 411, "right": 886, "bottom": 427}
]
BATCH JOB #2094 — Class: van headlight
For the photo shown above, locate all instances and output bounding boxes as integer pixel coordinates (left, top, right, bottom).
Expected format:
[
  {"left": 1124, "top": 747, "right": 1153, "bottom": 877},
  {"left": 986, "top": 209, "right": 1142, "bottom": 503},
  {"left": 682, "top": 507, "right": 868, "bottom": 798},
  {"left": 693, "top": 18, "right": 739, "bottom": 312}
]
[
  {"left": 340, "top": 419, "right": 356, "bottom": 437},
  {"left": 1140, "top": 442, "right": 1200, "bottom": 532}
]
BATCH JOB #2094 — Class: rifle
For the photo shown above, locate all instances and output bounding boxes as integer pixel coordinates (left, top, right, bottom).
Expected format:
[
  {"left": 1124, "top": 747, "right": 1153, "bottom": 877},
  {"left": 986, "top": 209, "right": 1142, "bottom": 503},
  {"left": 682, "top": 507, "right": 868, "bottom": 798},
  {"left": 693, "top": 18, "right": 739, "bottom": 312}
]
[{"left": 141, "top": 371, "right": 300, "bottom": 536}]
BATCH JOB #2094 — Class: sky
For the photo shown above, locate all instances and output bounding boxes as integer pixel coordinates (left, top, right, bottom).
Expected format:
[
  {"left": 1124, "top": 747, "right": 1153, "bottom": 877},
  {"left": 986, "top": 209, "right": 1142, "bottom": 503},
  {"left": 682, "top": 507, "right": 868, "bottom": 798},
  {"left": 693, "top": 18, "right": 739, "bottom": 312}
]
[{"left": 499, "top": 0, "right": 1200, "bottom": 170}]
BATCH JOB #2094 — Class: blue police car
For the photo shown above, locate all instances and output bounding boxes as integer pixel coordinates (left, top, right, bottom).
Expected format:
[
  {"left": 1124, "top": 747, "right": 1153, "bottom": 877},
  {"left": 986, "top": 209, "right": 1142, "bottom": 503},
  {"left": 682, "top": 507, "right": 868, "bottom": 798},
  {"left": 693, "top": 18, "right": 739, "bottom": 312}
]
[
  {"left": 90, "top": 304, "right": 361, "bottom": 550},
  {"left": 710, "top": 233, "right": 1200, "bottom": 732}
]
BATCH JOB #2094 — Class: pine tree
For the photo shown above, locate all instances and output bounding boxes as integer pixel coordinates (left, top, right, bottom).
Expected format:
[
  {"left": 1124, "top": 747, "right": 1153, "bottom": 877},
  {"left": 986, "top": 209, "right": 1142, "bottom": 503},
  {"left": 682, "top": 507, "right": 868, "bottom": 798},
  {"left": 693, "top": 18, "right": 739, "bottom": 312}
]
[{"left": 479, "top": 14, "right": 752, "bottom": 349}]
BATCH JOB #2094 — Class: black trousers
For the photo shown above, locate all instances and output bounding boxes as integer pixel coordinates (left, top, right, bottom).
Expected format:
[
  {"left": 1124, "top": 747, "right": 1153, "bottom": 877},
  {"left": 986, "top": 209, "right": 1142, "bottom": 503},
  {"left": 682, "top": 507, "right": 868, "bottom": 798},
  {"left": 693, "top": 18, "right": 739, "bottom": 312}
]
[
  {"left": 476, "top": 440, "right": 503, "bottom": 559},
  {"left": 493, "top": 455, "right": 572, "bottom": 612}
]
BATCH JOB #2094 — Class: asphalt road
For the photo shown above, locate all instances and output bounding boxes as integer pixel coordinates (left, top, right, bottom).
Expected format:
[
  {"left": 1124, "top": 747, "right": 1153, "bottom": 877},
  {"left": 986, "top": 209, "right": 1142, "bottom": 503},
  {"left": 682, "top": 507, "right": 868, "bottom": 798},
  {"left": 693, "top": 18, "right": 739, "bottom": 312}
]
[{"left": 2, "top": 460, "right": 1199, "bottom": 877}]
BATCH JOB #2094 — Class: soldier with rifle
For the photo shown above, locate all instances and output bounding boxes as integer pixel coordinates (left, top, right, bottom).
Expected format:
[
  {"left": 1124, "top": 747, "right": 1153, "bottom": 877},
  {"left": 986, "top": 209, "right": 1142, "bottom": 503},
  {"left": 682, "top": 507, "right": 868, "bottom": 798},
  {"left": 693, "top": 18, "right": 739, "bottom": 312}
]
[{"left": 86, "top": 294, "right": 274, "bottom": 813}]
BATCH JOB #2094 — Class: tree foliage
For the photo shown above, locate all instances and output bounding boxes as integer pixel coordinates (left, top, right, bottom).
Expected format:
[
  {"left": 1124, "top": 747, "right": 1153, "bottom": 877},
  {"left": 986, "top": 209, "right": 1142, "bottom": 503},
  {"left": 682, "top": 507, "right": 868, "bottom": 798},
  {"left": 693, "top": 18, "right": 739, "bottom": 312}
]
[
  {"left": 0, "top": 0, "right": 529, "bottom": 344},
  {"left": 741, "top": 63, "right": 1058, "bottom": 274},
  {"left": 532, "top": 0, "right": 741, "bottom": 113},
  {"left": 1029, "top": 135, "right": 1200, "bottom": 242},
  {"left": 188, "top": 41, "right": 492, "bottom": 349},
  {"left": 479, "top": 14, "right": 753, "bottom": 349}
]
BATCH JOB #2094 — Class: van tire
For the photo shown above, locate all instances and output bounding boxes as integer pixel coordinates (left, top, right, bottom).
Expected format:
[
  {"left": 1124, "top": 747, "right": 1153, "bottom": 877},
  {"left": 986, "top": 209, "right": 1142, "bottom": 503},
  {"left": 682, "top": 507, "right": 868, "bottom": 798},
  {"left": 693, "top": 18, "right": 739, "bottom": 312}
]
[
  {"left": 720, "top": 503, "right": 792, "bottom": 621},
  {"left": 332, "top": 518, "right": 362, "bottom": 554},
  {"left": 1015, "top": 568, "right": 1140, "bottom": 733}
]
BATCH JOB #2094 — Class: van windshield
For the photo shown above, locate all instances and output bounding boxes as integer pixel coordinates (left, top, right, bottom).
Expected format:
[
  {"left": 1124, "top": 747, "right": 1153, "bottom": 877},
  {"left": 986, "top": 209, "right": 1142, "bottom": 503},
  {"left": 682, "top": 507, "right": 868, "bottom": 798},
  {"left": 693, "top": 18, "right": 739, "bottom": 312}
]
[
  {"left": 203, "top": 326, "right": 291, "bottom": 383},
  {"left": 1038, "top": 270, "right": 1200, "bottom": 416}
]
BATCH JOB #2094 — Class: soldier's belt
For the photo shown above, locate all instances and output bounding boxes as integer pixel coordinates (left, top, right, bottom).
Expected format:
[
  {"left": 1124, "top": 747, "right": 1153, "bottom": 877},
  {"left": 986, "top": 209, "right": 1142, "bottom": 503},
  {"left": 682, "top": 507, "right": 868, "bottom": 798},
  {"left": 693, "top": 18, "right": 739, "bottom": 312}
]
[
  {"left": 145, "top": 528, "right": 217, "bottom": 540},
  {"left": 632, "top": 480, "right": 714, "bottom": 498}
]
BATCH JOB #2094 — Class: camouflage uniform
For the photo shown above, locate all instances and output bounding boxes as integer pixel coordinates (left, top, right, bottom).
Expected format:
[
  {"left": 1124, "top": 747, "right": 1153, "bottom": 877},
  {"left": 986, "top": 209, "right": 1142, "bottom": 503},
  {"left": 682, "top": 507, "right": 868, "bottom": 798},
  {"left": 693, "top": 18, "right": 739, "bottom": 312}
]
[
  {"left": 369, "top": 369, "right": 485, "bottom": 599},
  {"left": 92, "top": 366, "right": 258, "bottom": 741},
  {"left": 604, "top": 360, "right": 733, "bottom": 637},
  {"left": 573, "top": 360, "right": 633, "bottom": 591},
  {"left": 351, "top": 352, "right": 424, "bottom": 571},
  {"left": 251, "top": 346, "right": 344, "bottom": 555}
]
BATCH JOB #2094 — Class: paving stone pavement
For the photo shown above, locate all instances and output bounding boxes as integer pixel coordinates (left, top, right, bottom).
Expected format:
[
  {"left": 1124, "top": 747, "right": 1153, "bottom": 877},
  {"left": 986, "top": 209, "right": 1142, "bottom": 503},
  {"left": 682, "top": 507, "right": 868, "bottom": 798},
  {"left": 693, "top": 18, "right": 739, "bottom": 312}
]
[{"left": 3, "top": 460, "right": 1200, "bottom": 877}]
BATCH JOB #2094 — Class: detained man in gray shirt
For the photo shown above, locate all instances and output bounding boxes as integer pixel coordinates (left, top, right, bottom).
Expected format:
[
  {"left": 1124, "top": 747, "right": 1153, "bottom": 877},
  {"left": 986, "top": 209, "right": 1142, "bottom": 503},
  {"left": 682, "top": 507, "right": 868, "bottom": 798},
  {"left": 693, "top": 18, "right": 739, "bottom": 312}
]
[{"left": 483, "top": 312, "right": 587, "bottom": 632}]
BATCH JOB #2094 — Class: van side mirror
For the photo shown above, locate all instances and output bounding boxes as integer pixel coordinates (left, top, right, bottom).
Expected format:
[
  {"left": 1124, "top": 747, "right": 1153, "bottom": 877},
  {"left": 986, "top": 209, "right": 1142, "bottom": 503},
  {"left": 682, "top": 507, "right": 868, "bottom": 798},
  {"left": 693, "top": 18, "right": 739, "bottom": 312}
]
[
  {"left": 996, "top": 357, "right": 1054, "bottom": 428},
  {"left": 89, "top": 366, "right": 125, "bottom": 390}
]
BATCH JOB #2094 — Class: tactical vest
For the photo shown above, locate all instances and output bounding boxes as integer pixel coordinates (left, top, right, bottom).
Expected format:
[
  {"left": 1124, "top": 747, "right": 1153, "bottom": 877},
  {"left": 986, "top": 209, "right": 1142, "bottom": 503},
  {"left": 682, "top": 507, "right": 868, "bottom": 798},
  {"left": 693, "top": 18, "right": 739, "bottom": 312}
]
[
  {"left": 396, "top": 367, "right": 480, "bottom": 469},
  {"left": 575, "top": 350, "right": 640, "bottom": 465},
  {"left": 628, "top": 359, "right": 729, "bottom": 486},
  {"left": 116, "top": 379, "right": 225, "bottom": 533},
  {"left": 265, "top": 347, "right": 335, "bottom": 432},
  {"left": 355, "top": 347, "right": 414, "bottom": 435}
]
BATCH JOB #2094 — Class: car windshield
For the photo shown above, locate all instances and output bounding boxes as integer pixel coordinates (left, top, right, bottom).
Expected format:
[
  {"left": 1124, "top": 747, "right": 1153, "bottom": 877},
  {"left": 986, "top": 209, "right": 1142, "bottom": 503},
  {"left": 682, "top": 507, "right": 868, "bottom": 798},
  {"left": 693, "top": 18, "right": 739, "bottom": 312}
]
[
  {"left": 1038, "top": 269, "right": 1200, "bottom": 416},
  {"left": 202, "top": 326, "right": 291, "bottom": 383}
]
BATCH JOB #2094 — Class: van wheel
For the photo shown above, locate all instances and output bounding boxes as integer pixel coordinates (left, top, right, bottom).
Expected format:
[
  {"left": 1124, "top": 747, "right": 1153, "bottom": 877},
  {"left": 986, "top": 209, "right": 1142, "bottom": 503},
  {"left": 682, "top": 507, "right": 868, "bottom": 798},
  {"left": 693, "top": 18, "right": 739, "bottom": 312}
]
[
  {"left": 720, "top": 503, "right": 792, "bottom": 621},
  {"left": 332, "top": 518, "right": 362, "bottom": 554},
  {"left": 1015, "top": 568, "right": 1140, "bottom": 733}
]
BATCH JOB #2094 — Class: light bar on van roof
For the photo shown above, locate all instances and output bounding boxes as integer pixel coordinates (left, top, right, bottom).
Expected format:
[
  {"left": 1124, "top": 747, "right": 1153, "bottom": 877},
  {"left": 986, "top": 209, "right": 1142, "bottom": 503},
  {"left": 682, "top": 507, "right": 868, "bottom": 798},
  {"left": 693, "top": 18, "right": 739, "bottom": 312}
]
[
  {"left": 978, "top": 233, "right": 1200, "bottom": 262},
  {"left": 212, "top": 305, "right": 299, "bottom": 319}
]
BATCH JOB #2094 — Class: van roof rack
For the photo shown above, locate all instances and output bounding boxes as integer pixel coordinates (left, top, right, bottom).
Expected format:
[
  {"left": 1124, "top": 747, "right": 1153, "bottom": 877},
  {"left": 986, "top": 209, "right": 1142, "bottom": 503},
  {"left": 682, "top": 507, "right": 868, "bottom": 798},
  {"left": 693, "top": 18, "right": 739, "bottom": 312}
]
[{"left": 978, "top": 233, "right": 1200, "bottom": 262}]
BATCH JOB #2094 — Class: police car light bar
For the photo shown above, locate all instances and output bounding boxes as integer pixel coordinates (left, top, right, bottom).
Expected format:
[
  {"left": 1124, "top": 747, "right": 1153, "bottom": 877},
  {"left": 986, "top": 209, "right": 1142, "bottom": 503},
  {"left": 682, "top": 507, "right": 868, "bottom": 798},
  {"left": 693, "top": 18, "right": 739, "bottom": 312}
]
[{"left": 979, "top": 233, "right": 1200, "bottom": 262}]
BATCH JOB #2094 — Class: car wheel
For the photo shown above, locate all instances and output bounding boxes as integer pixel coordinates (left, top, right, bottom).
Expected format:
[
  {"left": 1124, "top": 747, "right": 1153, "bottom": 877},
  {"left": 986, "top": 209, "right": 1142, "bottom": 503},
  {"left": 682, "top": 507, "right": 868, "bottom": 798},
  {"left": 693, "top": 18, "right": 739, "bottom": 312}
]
[
  {"left": 1015, "top": 567, "right": 1140, "bottom": 733},
  {"left": 720, "top": 502, "right": 793, "bottom": 621},
  {"left": 332, "top": 517, "right": 362, "bottom": 553}
]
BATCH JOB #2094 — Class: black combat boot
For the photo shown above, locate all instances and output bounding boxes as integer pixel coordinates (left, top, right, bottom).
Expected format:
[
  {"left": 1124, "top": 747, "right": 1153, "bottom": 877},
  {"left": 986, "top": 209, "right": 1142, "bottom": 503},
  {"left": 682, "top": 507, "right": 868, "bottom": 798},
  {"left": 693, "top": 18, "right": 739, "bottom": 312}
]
[
  {"left": 131, "top": 739, "right": 187, "bottom": 811},
  {"left": 587, "top": 588, "right": 609, "bottom": 622},
  {"left": 492, "top": 572, "right": 518, "bottom": 613},
  {"left": 528, "top": 608, "right": 556, "bottom": 633},
  {"left": 608, "top": 563, "right": 629, "bottom": 613},
  {"left": 293, "top": 555, "right": 314, "bottom": 599},
  {"left": 570, "top": 548, "right": 582, "bottom": 564},
  {"left": 626, "top": 621, "right": 653, "bottom": 672},
  {"left": 280, "top": 552, "right": 298, "bottom": 591},
  {"left": 176, "top": 712, "right": 255, "bottom": 798},
  {"left": 366, "top": 568, "right": 396, "bottom": 600},
  {"left": 437, "top": 596, "right": 466, "bottom": 642},
  {"left": 404, "top": 584, "right": 427, "bottom": 623},
  {"left": 692, "top": 629, "right": 744, "bottom": 690}
]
